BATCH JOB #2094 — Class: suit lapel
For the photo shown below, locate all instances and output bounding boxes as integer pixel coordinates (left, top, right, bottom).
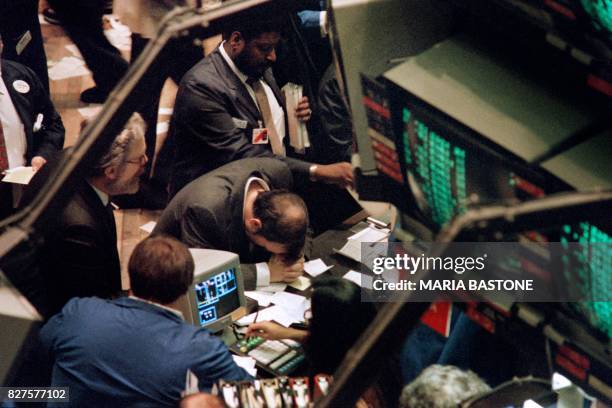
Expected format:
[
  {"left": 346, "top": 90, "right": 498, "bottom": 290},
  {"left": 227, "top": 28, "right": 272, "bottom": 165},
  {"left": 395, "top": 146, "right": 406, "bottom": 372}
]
[
  {"left": 211, "top": 49, "right": 262, "bottom": 123},
  {"left": 80, "top": 183, "right": 117, "bottom": 246}
]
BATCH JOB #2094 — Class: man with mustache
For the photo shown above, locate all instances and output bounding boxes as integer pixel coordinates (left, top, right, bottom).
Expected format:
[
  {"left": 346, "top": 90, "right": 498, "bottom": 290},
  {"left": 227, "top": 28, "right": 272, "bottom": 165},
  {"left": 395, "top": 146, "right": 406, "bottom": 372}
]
[{"left": 168, "top": 16, "right": 353, "bottom": 198}]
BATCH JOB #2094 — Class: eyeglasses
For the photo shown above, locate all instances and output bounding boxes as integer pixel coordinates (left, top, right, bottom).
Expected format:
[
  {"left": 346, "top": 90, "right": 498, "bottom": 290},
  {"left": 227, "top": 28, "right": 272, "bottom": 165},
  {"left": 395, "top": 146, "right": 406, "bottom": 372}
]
[{"left": 125, "top": 153, "right": 147, "bottom": 166}]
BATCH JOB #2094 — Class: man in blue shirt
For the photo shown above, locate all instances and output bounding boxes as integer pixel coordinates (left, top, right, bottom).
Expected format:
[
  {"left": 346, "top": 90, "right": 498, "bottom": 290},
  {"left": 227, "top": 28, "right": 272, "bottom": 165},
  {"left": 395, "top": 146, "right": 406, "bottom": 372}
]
[{"left": 40, "top": 235, "right": 250, "bottom": 407}]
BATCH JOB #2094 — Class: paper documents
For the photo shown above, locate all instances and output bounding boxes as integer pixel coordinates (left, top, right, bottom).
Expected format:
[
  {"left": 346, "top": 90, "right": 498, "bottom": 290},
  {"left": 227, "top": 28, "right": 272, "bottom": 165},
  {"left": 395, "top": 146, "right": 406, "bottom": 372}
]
[
  {"left": 343, "top": 270, "right": 373, "bottom": 288},
  {"left": 282, "top": 83, "right": 310, "bottom": 153},
  {"left": 48, "top": 56, "right": 90, "bottom": 81},
  {"left": 348, "top": 226, "right": 390, "bottom": 243},
  {"left": 304, "top": 259, "right": 333, "bottom": 277},
  {"left": 256, "top": 283, "right": 287, "bottom": 293},
  {"left": 139, "top": 221, "right": 157, "bottom": 234},
  {"left": 245, "top": 291, "right": 274, "bottom": 307},
  {"left": 336, "top": 226, "right": 390, "bottom": 263},
  {"left": 270, "top": 292, "right": 310, "bottom": 323},
  {"left": 236, "top": 305, "right": 296, "bottom": 327},
  {"left": 288, "top": 276, "right": 311, "bottom": 291},
  {"left": 2, "top": 167, "right": 36, "bottom": 185},
  {"left": 232, "top": 356, "right": 258, "bottom": 377}
]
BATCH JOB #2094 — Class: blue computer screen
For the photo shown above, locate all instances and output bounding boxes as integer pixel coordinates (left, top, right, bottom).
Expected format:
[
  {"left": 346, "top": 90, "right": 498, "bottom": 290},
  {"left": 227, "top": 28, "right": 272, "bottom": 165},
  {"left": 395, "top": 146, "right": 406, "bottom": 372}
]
[{"left": 193, "top": 268, "right": 239, "bottom": 326}]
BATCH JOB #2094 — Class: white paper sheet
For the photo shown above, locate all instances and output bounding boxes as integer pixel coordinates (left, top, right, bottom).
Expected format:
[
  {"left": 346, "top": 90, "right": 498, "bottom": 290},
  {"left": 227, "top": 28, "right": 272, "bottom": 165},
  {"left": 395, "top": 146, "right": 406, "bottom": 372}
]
[
  {"left": 77, "top": 106, "right": 103, "bottom": 119},
  {"left": 303, "top": 258, "right": 333, "bottom": 277},
  {"left": 235, "top": 305, "right": 296, "bottom": 327},
  {"left": 139, "top": 221, "right": 157, "bottom": 234},
  {"left": 232, "top": 355, "right": 258, "bottom": 377},
  {"left": 343, "top": 270, "right": 373, "bottom": 288},
  {"left": 256, "top": 283, "right": 287, "bottom": 293},
  {"left": 287, "top": 275, "right": 311, "bottom": 291},
  {"left": 48, "top": 56, "right": 90, "bottom": 81},
  {"left": 348, "top": 226, "right": 390, "bottom": 242},
  {"left": 245, "top": 291, "right": 274, "bottom": 307},
  {"left": 2, "top": 167, "right": 35, "bottom": 185}
]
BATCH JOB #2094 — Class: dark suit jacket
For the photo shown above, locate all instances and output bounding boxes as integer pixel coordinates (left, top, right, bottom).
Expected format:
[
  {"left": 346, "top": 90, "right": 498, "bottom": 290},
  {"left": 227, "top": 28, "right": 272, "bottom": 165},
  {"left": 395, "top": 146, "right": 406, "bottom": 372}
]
[
  {"left": 41, "top": 297, "right": 250, "bottom": 407},
  {"left": 1, "top": 60, "right": 64, "bottom": 161},
  {"left": 39, "top": 180, "right": 121, "bottom": 316},
  {"left": 169, "top": 47, "right": 311, "bottom": 197},
  {"left": 154, "top": 158, "right": 293, "bottom": 290}
]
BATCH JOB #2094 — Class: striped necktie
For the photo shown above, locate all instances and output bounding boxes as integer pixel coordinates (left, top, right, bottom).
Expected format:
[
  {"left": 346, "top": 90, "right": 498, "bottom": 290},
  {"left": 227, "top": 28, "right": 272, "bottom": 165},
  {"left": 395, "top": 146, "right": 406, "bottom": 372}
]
[{"left": 246, "top": 77, "right": 285, "bottom": 156}]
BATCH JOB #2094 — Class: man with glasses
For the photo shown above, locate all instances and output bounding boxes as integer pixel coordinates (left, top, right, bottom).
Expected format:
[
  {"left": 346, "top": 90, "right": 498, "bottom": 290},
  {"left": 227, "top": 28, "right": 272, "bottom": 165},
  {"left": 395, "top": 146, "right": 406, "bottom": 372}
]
[{"left": 30, "top": 113, "right": 148, "bottom": 318}]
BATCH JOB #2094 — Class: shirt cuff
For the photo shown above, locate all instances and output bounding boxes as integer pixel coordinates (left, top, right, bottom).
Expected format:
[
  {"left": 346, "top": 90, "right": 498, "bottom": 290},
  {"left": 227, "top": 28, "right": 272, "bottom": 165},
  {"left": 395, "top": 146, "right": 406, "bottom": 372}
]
[
  {"left": 255, "top": 262, "right": 271, "bottom": 287},
  {"left": 319, "top": 11, "right": 328, "bottom": 37}
]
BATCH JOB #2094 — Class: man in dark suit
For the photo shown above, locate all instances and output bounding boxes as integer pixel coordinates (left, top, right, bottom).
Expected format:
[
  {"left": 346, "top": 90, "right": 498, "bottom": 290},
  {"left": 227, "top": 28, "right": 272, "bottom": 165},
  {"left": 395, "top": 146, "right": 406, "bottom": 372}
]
[
  {"left": 47, "top": 0, "right": 129, "bottom": 103},
  {"left": 37, "top": 113, "right": 148, "bottom": 317},
  {"left": 0, "top": 36, "right": 65, "bottom": 218},
  {"left": 0, "top": 1, "right": 50, "bottom": 91},
  {"left": 41, "top": 235, "right": 250, "bottom": 406},
  {"left": 154, "top": 158, "right": 307, "bottom": 290},
  {"left": 168, "top": 17, "right": 353, "bottom": 198}
]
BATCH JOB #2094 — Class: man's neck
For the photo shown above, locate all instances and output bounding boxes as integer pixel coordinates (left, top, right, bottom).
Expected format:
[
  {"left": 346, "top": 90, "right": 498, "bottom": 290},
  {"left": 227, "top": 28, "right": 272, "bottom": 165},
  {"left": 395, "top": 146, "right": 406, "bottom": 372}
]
[
  {"left": 88, "top": 177, "right": 110, "bottom": 195},
  {"left": 243, "top": 180, "right": 266, "bottom": 220}
]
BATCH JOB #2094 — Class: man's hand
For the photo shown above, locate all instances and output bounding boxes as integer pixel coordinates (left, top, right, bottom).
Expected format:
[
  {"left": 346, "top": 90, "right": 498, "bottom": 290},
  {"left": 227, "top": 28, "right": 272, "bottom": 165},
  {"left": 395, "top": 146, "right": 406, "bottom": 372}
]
[
  {"left": 269, "top": 255, "right": 305, "bottom": 283},
  {"left": 31, "top": 156, "right": 47, "bottom": 171},
  {"left": 295, "top": 96, "right": 311, "bottom": 122},
  {"left": 312, "top": 162, "right": 354, "bottom": 189}
]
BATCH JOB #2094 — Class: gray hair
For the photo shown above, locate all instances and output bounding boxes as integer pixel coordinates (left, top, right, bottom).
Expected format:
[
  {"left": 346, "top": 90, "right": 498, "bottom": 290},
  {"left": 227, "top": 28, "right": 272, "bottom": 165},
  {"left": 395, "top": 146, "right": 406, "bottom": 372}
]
[
  {"left": 399, "top": 365, "right": 491, "bottom": 408},
  {"left": 92, "top": 113, "right": 146, "bottom": 174}
]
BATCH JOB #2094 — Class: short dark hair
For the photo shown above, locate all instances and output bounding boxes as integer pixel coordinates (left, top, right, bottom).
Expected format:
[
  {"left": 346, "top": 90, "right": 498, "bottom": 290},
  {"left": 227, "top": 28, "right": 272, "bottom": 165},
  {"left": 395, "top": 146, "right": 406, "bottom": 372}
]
[
  {"left": 222, "top": 14, "right": 286, "bottom": 41},
  {"left": 253, "top": 189, "right": 308, "bottom": 259},
  {"left": 306, "top": 276, "right": 378, "bottom": 374},
  {"left": 128, "top": 235, "right": 194, "bottom": 304}
]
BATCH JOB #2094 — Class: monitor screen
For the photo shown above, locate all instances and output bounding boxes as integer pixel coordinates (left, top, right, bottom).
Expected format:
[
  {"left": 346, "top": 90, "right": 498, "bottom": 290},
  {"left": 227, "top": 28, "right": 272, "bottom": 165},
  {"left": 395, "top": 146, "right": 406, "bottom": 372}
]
[
  {"left": 181, "top": 248, "right": 247, "bottom": 333},
  {"left": 388, "top": 85, "right": 565, "bottom": 230},
  {"left": 194, "top": 267, "right": 240, "bottom": 327}
]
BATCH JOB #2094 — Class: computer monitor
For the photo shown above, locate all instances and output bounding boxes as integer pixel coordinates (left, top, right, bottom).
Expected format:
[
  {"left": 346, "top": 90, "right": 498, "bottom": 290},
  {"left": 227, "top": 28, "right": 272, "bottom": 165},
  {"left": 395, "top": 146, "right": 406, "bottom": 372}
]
[
  {"left": 385, "top": 81, "right": 569, "bottom": 231},
  {"left": 177, "top": 249, "right": 247, "bottom": 333}
]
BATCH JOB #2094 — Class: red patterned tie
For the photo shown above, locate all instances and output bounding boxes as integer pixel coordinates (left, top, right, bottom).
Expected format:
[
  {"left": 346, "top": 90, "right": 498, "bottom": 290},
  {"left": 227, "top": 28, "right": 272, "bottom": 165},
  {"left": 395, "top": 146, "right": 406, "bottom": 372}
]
[{"left": 0, "top": 121, "right": 9, "bottom": 172}]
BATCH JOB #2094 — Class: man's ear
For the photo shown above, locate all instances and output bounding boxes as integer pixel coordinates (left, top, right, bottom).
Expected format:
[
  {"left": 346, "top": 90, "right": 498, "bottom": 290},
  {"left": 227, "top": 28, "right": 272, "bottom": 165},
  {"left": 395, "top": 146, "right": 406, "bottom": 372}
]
[
  {"left": 229, "top": 31, "right": 244, "bottom": 51},
  {"left": 103, "top": 165, "right": 118, "bottom": 181},
  {"left": 245, "top": 217, "right": 262, "bottom": 234}
]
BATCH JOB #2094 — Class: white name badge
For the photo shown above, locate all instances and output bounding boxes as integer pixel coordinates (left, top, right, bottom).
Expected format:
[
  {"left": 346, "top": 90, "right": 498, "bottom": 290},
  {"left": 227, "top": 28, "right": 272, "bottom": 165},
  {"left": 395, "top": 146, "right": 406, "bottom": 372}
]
[
  {"left": 13, "top": 80, "right": 30, "bottom": 94},
  {"left": 252, "top": 128, "right": 269, "bottom": 144}
]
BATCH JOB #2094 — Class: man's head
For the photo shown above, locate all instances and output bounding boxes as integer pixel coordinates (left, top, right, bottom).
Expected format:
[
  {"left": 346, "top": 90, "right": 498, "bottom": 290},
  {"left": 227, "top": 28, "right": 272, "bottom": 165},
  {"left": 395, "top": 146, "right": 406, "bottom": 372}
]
[
  {"left": 128, "top": 235, "right": 195, "bottom": 305},
  {"left": 245, "top": 189, "right": 308, "bottom": 261},
  {"left": 398, "top": 365, "right": 490, "bottom": 408},
  {"left": 87, "top": 113, "right": 147, "bottom": 195},
  {"left": 223, "top": 19, "right": 285, "bottom": 78}
]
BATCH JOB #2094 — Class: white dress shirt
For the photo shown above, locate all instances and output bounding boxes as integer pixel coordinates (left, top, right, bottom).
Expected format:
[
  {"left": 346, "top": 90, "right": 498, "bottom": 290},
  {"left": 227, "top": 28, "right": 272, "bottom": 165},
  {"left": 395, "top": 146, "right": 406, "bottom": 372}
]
[
  {"left": 219, "top": 42, "right": 286, "bottom": 144},
  {"left": 0, "top": 70, "right": 27, "bottom": 170}
]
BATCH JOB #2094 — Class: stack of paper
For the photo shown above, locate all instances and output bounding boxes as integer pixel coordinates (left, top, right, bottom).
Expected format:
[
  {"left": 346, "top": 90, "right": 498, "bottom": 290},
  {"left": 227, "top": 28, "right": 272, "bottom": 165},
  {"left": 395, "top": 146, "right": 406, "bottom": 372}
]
[{"left": 282, "top": 83, "right": 310, "bottom": 153}]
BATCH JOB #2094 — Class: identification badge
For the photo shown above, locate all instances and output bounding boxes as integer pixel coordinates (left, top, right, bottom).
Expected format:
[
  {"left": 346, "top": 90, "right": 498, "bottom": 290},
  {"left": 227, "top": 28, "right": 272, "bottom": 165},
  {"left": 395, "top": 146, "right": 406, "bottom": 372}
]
[
  {"left": 16, "top": 30, "right": 32, "bottom": 55},
  {"left": 252, "top": 128, "right": 269, "bottom": 144},
  {"left": 231, "top": 117, "right": 248, "bottom": 129},
  {"left": 13, "top": 80, "right": 30, "bottom": 94}
]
